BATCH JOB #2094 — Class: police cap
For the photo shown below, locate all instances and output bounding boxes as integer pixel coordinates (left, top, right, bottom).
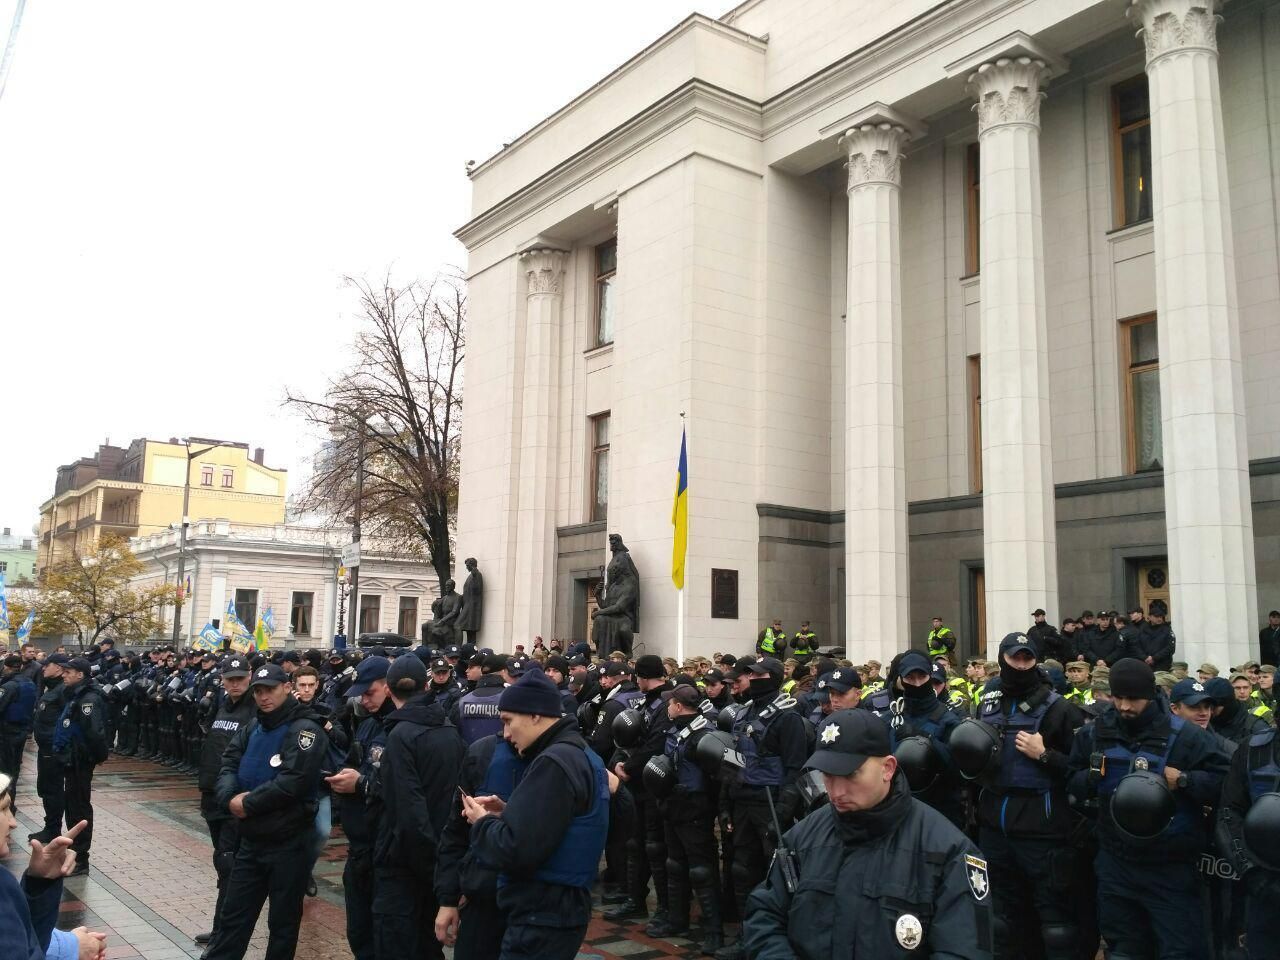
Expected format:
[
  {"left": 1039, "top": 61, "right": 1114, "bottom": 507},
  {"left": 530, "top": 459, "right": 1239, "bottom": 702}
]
[
  {"left": 249, "top": 663, "right": 289, "bottom": 688},
  {"left": 805, "top": 709, "right": 892, "bottom": 778}
]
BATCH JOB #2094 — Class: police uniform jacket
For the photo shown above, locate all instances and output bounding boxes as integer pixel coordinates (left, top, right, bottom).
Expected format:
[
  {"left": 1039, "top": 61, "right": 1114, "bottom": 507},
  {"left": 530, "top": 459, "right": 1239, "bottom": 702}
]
[
  {"left": 1026, "top": 622, "right": 1065, "bottom": 663},
  {"left": 52, "top": 681, "right": 107, "bottom": 767},
  {"left": 1212, "top": 697, "right": 1272, "bottom": 746},
  {"left": 619, "top": 682, "right": 673, "bottom": 791},
  {"left": 743, "top": 772, "right": 993, "bottom": 960},
  {"left": 1136, "top": 622, "right": 1176, "bottom": 671},
  {"left": 32, "top": 678, "right": 66, "bottom": 751},
  {"left": 338, "top": 701, "right": 393, "bottom": 849},
  {"left": 372, "top": 695, "right": 465, "bottom": 878},
  {"left": 214, "top": 695, "right": 327, "bottom": 840},
  {"left": 1083, "top": 626, "right": 1125, "bottom": 665},
  {"left": 198, "top": 691, "right": 256, "bottom": 798},
  {"left": 589, "top": 680, "right": 641, "bottom": 760}
]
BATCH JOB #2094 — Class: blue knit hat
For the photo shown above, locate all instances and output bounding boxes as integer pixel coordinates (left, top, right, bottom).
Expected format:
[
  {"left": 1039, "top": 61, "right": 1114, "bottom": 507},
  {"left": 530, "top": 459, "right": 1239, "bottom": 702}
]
[{"left": 497, "top": 667, "right": 563, "bottom": 717}]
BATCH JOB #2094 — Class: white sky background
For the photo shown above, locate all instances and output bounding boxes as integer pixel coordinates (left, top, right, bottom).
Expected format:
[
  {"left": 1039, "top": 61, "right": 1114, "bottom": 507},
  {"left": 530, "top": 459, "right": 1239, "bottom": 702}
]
[{"left": 0, "top": 0, "right": 714, "bottom": 534}]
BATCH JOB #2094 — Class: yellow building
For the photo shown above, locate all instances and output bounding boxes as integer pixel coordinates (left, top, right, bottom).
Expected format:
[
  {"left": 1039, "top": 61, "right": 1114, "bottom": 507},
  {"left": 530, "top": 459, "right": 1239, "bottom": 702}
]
[{"left": 37, "top": 437, "right": 287, "bottom": 573}]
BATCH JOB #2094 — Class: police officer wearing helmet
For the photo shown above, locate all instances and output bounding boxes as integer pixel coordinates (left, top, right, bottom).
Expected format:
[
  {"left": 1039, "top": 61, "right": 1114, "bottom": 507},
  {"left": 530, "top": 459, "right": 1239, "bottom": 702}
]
[
  {"left": 743, "top": 709, "right": 993, "bottom": 959},
  {"left": 451, "top": 654, "right": 508, "bottom": 745},
  {"left": 718, "top": 656, "right": 809, "bottom": 960},
  {"left": 1067, "top": 658, "right": 1229, "bottom": 959},
  {"left": 206, "top": 663, "right": 328, "bottom": 960},
  {"left": 647, "top": 683, "right": 723, "bottom": 952},
  {"left": 51, "top": 657, "right": 107, "bottom": 876},
  {"left": 461, "top": 669, "right": 611, "bottom": 960},
  {"left": 1218, "top": 714, "right": 1280, "bottom": 960},
  {"left": 962, "top": 633, "right": 1084, "bottom": 960}
]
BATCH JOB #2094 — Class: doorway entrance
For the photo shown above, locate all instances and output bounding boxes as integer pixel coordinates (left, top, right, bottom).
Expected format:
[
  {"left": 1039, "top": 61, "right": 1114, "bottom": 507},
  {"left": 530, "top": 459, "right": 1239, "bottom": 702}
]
[{"left": 1137, "top": 559, "right": 1170, "bottom": 617}]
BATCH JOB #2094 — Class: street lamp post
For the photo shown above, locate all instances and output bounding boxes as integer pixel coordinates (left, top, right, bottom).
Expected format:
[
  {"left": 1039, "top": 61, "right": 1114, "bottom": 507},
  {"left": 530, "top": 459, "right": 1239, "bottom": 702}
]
[
  {"left": 172, "top": 440, "right": 218, "bottom": 644},
  {"left": 346, "top": 419, "right": 366, "bottom": 643}
]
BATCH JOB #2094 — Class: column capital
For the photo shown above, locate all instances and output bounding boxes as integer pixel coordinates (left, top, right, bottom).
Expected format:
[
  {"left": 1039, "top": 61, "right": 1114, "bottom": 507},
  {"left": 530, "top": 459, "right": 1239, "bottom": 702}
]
[
  {"left": 839, "top": 123, "right": 910, "bottom": 189},
  {"left": 1128, "top": 0, "right": 1220, "bottom": 66},
  {"left": 518, "top": 247, "right": 568, "bottom": 295},
  {"left": 968, "top": 57, "right": 1051, "bottom": 135}
]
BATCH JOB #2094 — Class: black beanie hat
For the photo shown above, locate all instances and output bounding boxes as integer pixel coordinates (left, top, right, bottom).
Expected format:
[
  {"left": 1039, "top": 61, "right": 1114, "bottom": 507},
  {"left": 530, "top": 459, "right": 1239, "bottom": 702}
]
[
  {"left": 635, "top": 655, "right": 665, "bottom": 679},
  {"left": 497, "top": 668, "right": 563, "bottom": 717},
  {"left": 1109, "top": 658, "right": 1156, "bottom": 700}
]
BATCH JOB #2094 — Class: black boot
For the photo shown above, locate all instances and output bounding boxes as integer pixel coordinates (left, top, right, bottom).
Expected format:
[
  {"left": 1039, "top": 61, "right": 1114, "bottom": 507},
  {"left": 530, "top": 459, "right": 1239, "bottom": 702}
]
[
  {"left": 603, "top": 898, "right": 648, "bottom": 921},
  {"left": 647, "top": 871, "right": 689, "bottom": 938},
  {"left": 695, "top": 884, "right": 723, "bottom": 956},
  {"left": 605, "top": 850, "right": 649, "bottom": 921},
  {"left": 713, "top": 887, "right": 749, "bottom": 959}
]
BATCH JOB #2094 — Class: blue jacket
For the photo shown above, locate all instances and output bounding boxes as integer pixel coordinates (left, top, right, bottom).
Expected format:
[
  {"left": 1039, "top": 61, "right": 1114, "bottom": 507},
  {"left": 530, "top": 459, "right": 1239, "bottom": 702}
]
[{"left": 0, "top": 868, "right": 61, "bottom": 960}]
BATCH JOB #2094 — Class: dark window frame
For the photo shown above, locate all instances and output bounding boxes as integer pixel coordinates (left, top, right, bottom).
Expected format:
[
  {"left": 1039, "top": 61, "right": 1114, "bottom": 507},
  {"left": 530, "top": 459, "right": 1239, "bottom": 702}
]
[
  {"left": 594, "top": 238, "right": 617, "bottom": 348},
  {"left": 1122, "top": 313, "right": 1162, "bottom": 473},
  {"left": 1111, "top": 75, "right": 1153, "bottom": 228},
  {"left": 290, "top": 591, "right": 314, "bottom": 637},
  {"left": 397, "top": 596, "right": 418, "bottom": 638},
  {"left": 590, "top": 412, "right": 610, "bottom": 522},
  {"left": 359, "top": 594, "right": 381, "bottom": 635}
]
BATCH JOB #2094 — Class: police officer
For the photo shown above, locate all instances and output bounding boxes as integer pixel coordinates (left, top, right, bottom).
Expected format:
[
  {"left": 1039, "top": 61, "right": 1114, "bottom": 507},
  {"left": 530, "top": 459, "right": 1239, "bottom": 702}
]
[
  {"left": 587, "top": 660, "right": 642, "bottom": 902},
  {"left": 193, "top": 655, "right": 255, "bottom": 955},
  {"left": 718, "top": 657, "right": 809, "bottom": 960},
  {"left": 423, "top": 657, "right": 465, "bottom": 715},
  {"left": 649, "top": 683, "right": 723, "bottom": 952},
  {"left": 370, "top": 654, "right": 465, "bottom": 960},
  {"left": 1067, "top": 658, "right": 1229, "bottom": 959},
  {"left": 206, "top": 663, "right": 328, "bottom": 960},
  {"left": 926, "top": 616, "right": 957, "bottom": 661},
  {"left": 743, "top": 709, "right": 993, "bottom": 958},
  {"left": 757, "top": 619, "right": 788, "bottom": 659},
  {"left": 790, "top": 623, "right": 816, "bottom": 662},
  {"left": 29, "top": 653, "right": 70, "bottom": 843},
  {"left": 1208, "top": 674, "right": 1272, "bottom": 746},
  {"left": 544, "top": 655, "right": 580, "bottom": 716},
  {"left": 588, "top": 661, "right": 641, "bottom": 760},
  {"left": 51, "top": 657, "right": 107, "bottom": 876},
  {"left": 452, "top": 653, "right": 507, "bottom": 744},
  {"left": 325, "top": 655, "right": 392, "bottom": 960},
  {"left": 1218, "top": 714, "right": 1280, "bottom": 960},
  {"left": 966, "top": 633, "right": 1084, "bottom": 960},
  {"left": 461, "top": 669, "right": 611, "bottom": 960},
  {"left": 0, "top": 654, "right": 38, "bottom": 789}
]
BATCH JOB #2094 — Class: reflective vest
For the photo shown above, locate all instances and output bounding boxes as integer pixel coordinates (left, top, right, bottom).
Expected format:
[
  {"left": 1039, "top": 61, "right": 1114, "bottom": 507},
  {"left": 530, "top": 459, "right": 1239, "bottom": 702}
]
[
  {"left": 791, "top": 632, "right": 816, "bottom": 656},
  {"left": 456, "top": 688, "right": 504, "bottom": 744},
  {"left": 499, "top": 744, "right": 608, "bottom": 890},
  {"left": 2, "top": 676, "right": 37, "bottom": 726},
  {"left": 733, "top": 695, "right": 793, "bottom": 787},
  {"left": 1095, "top": 713, "right": 1197, "bottom": 839},
  {"left": 1247, "top": 730, "right": 1280, "bottom": 803},
  {"left": 979, "top": 688, "right": 1059, "bottom": 794},
  {"left": 237, "top": 721, "right": 291, "bottom": 793},
  {"left": 927, "top": 627, "right": 955, "bottom": 658},
  {"left": 760, "top": 628, "right": 786, "bottom": 655},
  {"left": 665, "top": 715, "right": 710, "bottom": 793},
  {"left": 1064, "top": 686, "right": 1094, "bottom": 706},
  {"left": 863, "top": 679, "right": 886, "bottom": 696}
]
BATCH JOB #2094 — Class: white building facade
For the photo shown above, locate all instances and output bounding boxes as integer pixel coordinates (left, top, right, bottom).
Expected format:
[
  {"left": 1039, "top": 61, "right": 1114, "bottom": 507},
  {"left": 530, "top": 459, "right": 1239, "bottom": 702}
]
[
  {"left": 455, "top": 0, "right": 1280, "bottom": 667},
  {"left": 131, "top": 521, "right": 440, "bottom": 648}
]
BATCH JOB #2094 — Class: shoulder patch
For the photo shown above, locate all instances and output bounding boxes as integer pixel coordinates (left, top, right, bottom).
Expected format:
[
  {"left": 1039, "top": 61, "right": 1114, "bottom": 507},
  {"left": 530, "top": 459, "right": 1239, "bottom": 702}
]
[
  {"left": 297, "top": 728, "right": 316, "bottom": 752},
  {"left": 965, "top": 854, "right": 989, "bottom": 900},
  {"left": 82, "top": 703, "right": 93, "bottom": 715}
]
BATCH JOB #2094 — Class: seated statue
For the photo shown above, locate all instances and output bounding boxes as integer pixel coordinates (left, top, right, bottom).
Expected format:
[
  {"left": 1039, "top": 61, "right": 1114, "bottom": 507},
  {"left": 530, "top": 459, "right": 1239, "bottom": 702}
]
[{"left": 423, "top": 579, "right": 463, "bottom": 646}]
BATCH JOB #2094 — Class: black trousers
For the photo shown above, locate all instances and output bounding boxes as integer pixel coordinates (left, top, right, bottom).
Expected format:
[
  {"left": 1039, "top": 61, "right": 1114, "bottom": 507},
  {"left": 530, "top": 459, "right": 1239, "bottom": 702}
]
[
  {"left": 64, "top": 761, "right": 94, "bottom": 862},
  {"left": 202, "top": 796, "right": 240, "bottom": 942},
  {"left": 454, "top": 889, "right": 506, "bottom": 960},
  {"left": 727, "top": 798, "right": 775, "bottom": 914},
  {"left": 205, "top": 833, "right": 312, "bottom": 960},
  {"left": 372, "top": 865, "right": 443, "bottom": 960},
  {"left": 343, "top": 846, "right": 376, "bottom": 960},
  {"left": 978, "top": 828, "right": 1077, "bottom": 960},
  {"left": 1246, "top": 870, "right": 1280, "bottom": 960},
  {"left": 498, "top": 922, "right": 586, "bottom": 960},
  {"left": 35, "top": 747, "right": 64, "bottom": 834},
  {"left": 666, "top": 814, "right": 719, "bottom": 885}
]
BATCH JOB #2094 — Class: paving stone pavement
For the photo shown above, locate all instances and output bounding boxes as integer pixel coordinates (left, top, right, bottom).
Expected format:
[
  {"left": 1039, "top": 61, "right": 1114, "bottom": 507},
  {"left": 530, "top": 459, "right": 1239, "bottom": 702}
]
[{"left": 5, "top": 744, "right": 719, "bottom": 959}]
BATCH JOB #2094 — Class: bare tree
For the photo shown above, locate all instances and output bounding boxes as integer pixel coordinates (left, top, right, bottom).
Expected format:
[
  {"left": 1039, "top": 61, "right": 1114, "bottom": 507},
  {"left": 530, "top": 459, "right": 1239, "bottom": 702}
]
[{"left": 285, "top": 271, "right": 465, "bottom": 588}]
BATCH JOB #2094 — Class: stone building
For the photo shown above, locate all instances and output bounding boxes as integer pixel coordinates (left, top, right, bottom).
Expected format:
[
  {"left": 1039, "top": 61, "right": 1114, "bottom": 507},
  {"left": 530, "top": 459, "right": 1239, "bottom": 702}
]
[
  {"left": 454, "top": 0, "right": 1280, "bottom": 667},
  {"left": 130, "top": 521, "right": 439, "bottom": 648}
]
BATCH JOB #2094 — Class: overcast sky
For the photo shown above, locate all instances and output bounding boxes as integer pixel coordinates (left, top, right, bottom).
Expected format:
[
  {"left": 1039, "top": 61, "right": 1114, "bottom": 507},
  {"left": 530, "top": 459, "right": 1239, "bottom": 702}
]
[{"left": 0, "top": 0, "right": 716, "bottom": 536}]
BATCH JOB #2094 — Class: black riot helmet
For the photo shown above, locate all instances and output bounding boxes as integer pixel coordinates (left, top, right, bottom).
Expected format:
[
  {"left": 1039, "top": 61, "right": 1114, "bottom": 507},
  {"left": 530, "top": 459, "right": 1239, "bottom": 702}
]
[
  {"left": 718, "top": 703, "right": 743, "bottom": 733},
  {"left": 1244, "top": 792, "right": 1280, "bottom": 870},
  {"left": 695, "top": 729, "right": 737, "bottom": 778},
  {"left": 576, "top": 699, "right": 600, "bottom": 732},
  {"left": 612, "top": 707, "right": 645, "bottom": 748},
  {"left": 643, "top": 754, "right": 676, "bottom": 798},
  {"left": 894, "top": 735, "right": 942, "bottom": 794},
  {"left": 1110, "top": 769, "right": 1177, "bottom": 841},
  {"left": 948, "top": 718, "right": 1002, "bottom": 780}
]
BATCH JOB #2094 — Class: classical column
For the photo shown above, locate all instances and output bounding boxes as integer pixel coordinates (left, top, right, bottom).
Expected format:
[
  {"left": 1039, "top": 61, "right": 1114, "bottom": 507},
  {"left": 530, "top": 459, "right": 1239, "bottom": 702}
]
[
  {"left": 1130, "top": 0, "right": 1256, "bottom": 667},
  {"left": 511, "top": 247, "right": 567, "bottom": 643},
  {"left": 839, "top": 119, "right": 912, "bottom": 661},
  {"left": 970, "top": 56, "right": 1059, "bottom": 635}
]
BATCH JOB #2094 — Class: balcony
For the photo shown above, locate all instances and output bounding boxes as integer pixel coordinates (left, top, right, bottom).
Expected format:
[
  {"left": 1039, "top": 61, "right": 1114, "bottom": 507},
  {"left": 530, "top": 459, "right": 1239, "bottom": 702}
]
[{"left": 56, "top": 521, "right": 72, "bottom": 535}]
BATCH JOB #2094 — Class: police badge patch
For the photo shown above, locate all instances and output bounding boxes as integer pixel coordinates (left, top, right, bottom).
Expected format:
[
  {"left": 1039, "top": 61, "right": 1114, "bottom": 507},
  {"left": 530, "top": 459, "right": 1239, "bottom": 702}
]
[
  {"left": 369, "top": 745, "right": 384, "bottom": 765},
  {"left": 965, "top": 854, "right": 989, "bottom": 900},
  {"left": 82, "top": 704, "right": 92, "bottom": 715},
  {"left": 297, "top": 729, "right": 316, "bottom": 751},
  {"left": 895, "top": 913, "right": 923, "bottom": 949}
]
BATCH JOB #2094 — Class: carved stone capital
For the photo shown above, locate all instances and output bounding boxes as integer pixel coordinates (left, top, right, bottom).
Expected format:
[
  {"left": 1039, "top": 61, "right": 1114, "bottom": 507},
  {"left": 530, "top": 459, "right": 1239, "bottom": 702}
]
[
  {"left": 1129, "top": 0, "right": 1220, "bottom": 65},
  {"left": 968, "top": 57, "right": 1050, "bottom": 135},
  {"left": 519, "top": 248, "right": 567, "bottom": 296},
  {"left": 839, "top": 123, "right": 909, "bottom": 189}
]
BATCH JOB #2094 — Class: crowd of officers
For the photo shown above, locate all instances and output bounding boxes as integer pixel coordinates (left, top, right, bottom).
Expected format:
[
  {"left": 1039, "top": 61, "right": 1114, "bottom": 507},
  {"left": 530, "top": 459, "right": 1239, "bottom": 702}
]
[{"left": 1, "top": 602, "right": 1279, "bottom": 960}]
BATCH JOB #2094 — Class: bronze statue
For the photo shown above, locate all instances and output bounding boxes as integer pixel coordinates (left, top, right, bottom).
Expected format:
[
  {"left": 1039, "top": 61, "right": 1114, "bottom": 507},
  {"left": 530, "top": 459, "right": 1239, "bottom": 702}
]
[
  {"left": 457, "top": 557, "right": 483, "bottom": 642},
  {"left": 591, "top": 533, "right": 640, "bottom": 657},
  {"left": 424, "top": 578, "right": 463, "bottom": 645}
]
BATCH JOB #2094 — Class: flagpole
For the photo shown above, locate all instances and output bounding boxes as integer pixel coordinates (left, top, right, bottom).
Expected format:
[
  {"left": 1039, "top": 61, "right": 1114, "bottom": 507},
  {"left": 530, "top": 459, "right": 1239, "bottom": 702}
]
[{"left": 676, "top": 411, "right": 686, "bottom": 665}]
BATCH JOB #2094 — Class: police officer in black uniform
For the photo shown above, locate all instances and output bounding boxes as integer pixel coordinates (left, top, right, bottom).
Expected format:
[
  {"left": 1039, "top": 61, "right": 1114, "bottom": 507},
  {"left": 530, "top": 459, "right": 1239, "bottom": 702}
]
[
  {"left": 452, "top": 653, "right": 507, "bottom": 744},
  {"left": 544, "top": 655, "right": 580, "bottom": 717},
  {"left": 1207, "top": 674, "right": 1271, "bottom": 746},
  {"left": 1067, "top": 658, "right": 1229, "bottom": 959},
  {"left": 206, "top": 663, "right": 328, "bottom": 960},
  {"left": 743, "top": 708, "right": 994, "bottom": 958},
  {"left": 717, "top": 656, "right": 809, "bottom": 960},
  {"left": 462, "top": 669, "right": 611, "bottom": 960},
  {"left": 588, "top": 661, "right": 641, "bottom": 760},
  {"left": 193, "top": 655, "right": 255, "bottom": 955},
  {"left": 423, "top": 656, "right": 465, "bottom": 715},
  {"left": 29, "top": 653, "right": 70, "bottom": 843},
  {"left": 324, "top": 655, "right": 392, "bottom": 960},
  {"left": 51, "top": 657, "right": 107, "bottom": 875},
  {"left": 964, "top": 633, "right": 1084, "bottom": 960},
  {"left": 0, "top": 653, "right": 38, "bottom": 790}
]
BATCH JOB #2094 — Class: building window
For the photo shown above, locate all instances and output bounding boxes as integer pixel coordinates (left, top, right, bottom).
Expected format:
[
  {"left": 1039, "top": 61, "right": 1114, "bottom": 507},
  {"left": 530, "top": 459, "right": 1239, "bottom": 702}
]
[
  {"left": 964, "top": 143, "right": 980, "bottom": 276},
  {"left": 0, "top": 562, "right": 7, "bottom": 574},
  {"left": 594, "top": 238, "right": 616, "bottom": 347},
  {"left": 1123, "top": 314, "right": 1162, "bottom": 473},
  {"left": 590, "top": 413, "right": 610, "bottom": 522},
  {"left": 397, "top": 596, "right": 418, "bottom": 638},
  {"left": 200, "top": 464, "right": 214, "bottom": 486},
  {"left": 968, "top": 355, "right": 982, "bottom": 493},
  {"left": 359, "top": 595, "right": 381, "bottom": 635},
  {"left": 1112, "top": 76, "right": 1153, "bottom": 227},
  {"left": 234, "top": 589, "right": 258, "bottom": 632},
  {"left": 221, "top": 468, "right": 234, "bottom": 488},
  {"left": 290, "top": 592, "right": 314, "bottom": 636}
]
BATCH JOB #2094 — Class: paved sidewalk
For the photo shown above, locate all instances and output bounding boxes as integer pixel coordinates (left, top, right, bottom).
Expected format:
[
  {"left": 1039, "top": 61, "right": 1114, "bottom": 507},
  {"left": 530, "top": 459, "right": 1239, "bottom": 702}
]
[{"left": 5, "top": 745, "right": 711, "bottom": 960}]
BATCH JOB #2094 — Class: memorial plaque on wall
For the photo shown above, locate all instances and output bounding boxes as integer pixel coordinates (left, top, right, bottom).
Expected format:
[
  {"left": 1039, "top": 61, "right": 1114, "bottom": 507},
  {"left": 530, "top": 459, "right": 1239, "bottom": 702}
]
[{"left": 711, "top": 568, "right": 738, "bottom": 619}]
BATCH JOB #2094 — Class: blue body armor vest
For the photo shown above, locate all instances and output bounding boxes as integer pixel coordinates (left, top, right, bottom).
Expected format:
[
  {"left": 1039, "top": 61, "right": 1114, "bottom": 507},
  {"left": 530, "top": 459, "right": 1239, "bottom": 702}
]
[
  {"left": 480, "top": 737, "right": 529, "bottom": 800},
  {"left": 238, "top": 722, "right": 291, "bottom": 792},
  {"left": 456, "top": 689, "right": 504, "bottom": 744},
  {"left": 3, "top": 677, "right": 37, "bottom": 726},
  {"left": 1247, "top": 730, "right": 1280, "bottom": 802},
  {"left": 733, "top": 699, "right": 788, "bottom": 787},
  {"left": 980, "top": 690, "right": 1058, "bottom": 793},
  {"left": 1096, "top": 714, "right": 1196, "bottom": 839},
  {"left": 666, "top": 717, "right": 710, "bottom": 792},
  {"left": 52, "top": 687, "right": 90, "bottom": 754},
  {"left": 614, "top": 687, "right": 645, "bottom": 710}
]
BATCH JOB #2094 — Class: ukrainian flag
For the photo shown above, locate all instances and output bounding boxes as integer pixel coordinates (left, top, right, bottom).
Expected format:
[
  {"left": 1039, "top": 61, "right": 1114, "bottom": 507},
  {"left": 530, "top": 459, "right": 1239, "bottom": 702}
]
[{"left": 671, "top": 427, "right": 688, "bottom": 589}]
